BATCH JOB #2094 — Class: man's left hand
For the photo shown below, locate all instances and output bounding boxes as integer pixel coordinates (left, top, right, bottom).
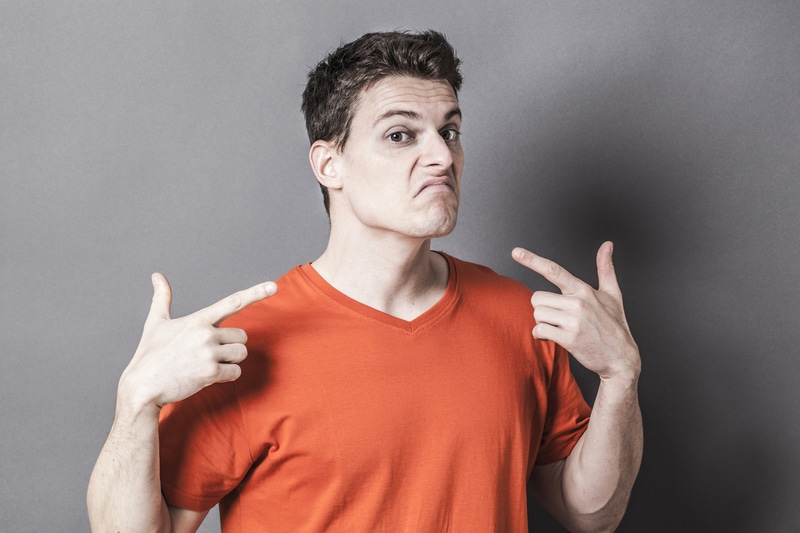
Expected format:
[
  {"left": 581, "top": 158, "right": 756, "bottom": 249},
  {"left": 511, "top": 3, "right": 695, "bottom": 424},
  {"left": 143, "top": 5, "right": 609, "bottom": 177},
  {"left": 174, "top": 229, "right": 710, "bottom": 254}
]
[{"left": 512, "top": 241, "right": 640, "bottom": 383}]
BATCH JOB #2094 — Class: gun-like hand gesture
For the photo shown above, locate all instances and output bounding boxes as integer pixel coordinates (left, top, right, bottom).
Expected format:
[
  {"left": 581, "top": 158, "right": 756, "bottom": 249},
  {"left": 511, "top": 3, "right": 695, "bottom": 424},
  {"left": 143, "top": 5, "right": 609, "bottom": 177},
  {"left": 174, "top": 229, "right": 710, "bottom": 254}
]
[
  {"left": 118, "top": 273, "right": 278, "bottom": 411},
  {"left": 514, "top": 244, "right": 643, "bottom": 529},
  {"left": 512, "top": 241, "right": 640, "bottom": 383},
  {"left": 89, "top": 274, "right": 278, "bottom": 531}
]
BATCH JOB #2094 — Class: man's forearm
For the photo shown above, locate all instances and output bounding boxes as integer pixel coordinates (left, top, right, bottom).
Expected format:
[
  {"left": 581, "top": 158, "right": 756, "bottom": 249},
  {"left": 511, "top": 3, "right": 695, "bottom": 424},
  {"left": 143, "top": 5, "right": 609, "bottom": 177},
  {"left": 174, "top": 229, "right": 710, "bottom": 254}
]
[
  {"left": 87, "top": 399, "right": 171, "bottom": 533},
  {"left": 561, "top": 375, "right": 643, "bottom": 532},
  {"left": 87, "top": 275, "right": 272, "bottom": 532}
]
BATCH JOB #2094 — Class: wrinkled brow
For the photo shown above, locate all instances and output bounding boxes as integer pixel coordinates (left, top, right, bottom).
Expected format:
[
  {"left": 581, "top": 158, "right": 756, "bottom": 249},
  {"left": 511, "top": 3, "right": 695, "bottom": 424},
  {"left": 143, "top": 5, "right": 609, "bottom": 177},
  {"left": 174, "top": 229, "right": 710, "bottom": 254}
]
[{"left": 373, "top": 107, "right": 462, "bottom": 126}]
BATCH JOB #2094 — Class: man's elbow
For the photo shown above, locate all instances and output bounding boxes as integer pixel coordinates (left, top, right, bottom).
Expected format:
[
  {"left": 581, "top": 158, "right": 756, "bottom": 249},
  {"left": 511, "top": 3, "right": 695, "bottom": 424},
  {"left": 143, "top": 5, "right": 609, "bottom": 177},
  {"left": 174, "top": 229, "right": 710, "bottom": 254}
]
[{"left": 561, "top": 494, "right": 631, "bottom": 533}]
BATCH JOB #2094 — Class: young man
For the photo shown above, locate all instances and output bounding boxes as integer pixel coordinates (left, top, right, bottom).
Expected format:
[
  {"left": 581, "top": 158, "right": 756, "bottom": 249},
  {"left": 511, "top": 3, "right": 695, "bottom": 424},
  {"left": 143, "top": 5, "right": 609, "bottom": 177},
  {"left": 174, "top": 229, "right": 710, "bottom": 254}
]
[{"left": 88, "top": 31, "right": 642, "bottom": 532}]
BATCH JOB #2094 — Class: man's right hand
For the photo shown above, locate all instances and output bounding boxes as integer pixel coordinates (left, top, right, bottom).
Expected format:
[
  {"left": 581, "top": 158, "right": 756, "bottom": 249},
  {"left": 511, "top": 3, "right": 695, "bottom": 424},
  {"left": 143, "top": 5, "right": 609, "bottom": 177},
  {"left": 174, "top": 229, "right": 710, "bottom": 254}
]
[{"left": 117, "top": 273, "right": 278, "bottom": 412}]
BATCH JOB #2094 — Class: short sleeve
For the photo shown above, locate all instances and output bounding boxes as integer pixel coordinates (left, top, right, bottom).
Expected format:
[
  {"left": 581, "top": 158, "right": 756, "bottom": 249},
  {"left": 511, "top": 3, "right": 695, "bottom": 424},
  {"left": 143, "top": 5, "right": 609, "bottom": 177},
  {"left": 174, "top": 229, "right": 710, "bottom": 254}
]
[
  {"left": 159, "top": 380, "right": 254, "bottom": 511},
  {"left": 535, "top": 343, "right": 591, "bottom": 464}
]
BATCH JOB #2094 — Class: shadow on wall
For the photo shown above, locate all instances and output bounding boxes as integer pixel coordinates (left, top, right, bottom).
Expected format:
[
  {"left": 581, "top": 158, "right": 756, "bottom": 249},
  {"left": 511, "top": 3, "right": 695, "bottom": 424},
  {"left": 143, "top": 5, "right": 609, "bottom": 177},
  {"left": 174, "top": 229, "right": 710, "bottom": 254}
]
[{"left": 497, "top": 54, "right": 787, "bottom": 532}]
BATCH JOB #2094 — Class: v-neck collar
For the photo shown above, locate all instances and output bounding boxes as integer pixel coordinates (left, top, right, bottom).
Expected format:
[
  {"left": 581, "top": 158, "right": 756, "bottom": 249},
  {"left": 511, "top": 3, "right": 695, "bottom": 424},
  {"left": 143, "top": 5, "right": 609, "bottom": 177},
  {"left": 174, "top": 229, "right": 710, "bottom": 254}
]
[{"left": 297, "top": 252, "right": 460, "bottom": 334}]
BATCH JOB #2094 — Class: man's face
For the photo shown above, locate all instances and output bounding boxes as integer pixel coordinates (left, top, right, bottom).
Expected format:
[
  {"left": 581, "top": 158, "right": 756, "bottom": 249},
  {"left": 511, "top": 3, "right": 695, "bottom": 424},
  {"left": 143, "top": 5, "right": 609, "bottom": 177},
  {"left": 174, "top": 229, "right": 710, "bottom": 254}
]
[{"left": 333, "top": 76, "right": 464, "bottom": 240}]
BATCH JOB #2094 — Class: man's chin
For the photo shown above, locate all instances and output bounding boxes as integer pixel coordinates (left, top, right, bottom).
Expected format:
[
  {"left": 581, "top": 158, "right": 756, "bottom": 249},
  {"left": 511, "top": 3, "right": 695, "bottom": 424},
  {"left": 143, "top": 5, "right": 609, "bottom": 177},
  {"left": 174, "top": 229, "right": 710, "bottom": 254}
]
[
  {"left": 420, "top": 212, "right": 459, "bottom": 239},
  {"left": 432, "top": 221, "right": 457, "bottom": 239}
]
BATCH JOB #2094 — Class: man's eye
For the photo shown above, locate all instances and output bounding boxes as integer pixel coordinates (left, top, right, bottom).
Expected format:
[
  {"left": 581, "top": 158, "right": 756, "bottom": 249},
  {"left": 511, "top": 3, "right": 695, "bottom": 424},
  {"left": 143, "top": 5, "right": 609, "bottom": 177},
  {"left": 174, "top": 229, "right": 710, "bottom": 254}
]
[
  {"left": 388, "top": 131, "right": 409, "bottom": 142},
  {"left": 441, "top": 129, "right": 460, "bottom": 142}
]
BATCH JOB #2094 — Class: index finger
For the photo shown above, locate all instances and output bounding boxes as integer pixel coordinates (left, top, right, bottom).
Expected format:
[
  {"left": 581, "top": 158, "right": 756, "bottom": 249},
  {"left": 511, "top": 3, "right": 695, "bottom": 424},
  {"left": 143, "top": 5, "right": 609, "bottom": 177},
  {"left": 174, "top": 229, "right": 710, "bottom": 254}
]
[
  {"left": 512, "top": 247, "right": 582, "bottom": 294},
  {"left": 195, "top": 281, "right": 278, "bottom": 326}
]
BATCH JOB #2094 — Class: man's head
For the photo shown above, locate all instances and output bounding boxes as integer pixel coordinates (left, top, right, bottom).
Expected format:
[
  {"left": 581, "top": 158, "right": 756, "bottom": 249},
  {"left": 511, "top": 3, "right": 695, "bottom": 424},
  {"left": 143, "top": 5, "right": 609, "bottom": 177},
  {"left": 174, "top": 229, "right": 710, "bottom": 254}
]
[{"left": 302, "top": 30, "right": 463, "bottom": 214}]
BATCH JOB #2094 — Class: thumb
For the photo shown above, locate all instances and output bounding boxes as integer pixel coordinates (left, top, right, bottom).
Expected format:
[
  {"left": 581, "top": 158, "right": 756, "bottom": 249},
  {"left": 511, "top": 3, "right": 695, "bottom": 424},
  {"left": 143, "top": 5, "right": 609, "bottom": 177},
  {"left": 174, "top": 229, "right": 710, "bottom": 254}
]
[
  {"left": 596, "top": 241, "right": 622, "bottom": 298},
  {"left": 147, "top": 272, "right": 172, "bottom": 321}
]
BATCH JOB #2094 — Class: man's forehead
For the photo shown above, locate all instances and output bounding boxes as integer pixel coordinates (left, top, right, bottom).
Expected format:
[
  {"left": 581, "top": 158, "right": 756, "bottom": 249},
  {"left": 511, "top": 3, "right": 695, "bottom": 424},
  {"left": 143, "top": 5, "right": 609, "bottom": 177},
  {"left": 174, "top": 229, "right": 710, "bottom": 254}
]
[{"left": 356, "top": 76, "right": 460, "bottom": 122}]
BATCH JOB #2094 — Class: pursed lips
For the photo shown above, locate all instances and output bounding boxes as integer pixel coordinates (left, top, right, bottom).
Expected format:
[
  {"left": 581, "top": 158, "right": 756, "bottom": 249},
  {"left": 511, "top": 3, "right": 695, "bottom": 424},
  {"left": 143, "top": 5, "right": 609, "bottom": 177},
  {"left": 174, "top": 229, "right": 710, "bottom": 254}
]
[{"left": 415, "top": 176, "right": 456, "bottom": 197}]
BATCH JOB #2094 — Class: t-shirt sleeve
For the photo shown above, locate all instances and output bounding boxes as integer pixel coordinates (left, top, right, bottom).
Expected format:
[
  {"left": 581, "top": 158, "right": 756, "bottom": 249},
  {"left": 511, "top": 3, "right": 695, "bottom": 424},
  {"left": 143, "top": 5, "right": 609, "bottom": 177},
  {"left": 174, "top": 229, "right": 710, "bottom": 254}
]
[
  {"left": 535, "top": 342, "right": 592, "bottom": 465},
  {"left": 159, "top": 380, "right": 254, "bottom": 511}
]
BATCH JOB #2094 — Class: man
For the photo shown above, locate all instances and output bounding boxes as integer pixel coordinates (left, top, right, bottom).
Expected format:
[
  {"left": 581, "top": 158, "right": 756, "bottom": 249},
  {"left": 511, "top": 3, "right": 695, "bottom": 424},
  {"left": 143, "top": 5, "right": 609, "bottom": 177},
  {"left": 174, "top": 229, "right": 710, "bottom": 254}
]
[{"left": 88, "top": 30, "right": 642, "bottom": 532}]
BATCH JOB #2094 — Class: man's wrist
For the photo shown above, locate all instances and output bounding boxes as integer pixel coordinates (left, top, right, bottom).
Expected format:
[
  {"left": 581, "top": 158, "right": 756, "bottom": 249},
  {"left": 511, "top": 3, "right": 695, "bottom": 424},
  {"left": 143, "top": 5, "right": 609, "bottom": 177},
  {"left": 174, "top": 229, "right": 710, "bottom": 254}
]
[
  {"left": 116, "top": 373, "right": 163, "bottom": 422},
  {"left": 598, "top": 349, "right": 641, "bottom": 397}
]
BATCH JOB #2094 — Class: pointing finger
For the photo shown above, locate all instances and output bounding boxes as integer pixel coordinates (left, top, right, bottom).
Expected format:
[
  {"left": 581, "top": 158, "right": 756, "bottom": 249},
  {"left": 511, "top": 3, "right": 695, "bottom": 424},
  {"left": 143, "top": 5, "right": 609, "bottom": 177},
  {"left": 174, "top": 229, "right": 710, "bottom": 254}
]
[
  {"left": 596, "top": 241, "right": 622, "bottom": 299},
  {"left": 147, "top": 273, "right": 173, "bottom": 322},
  {"left": 196, "top": 281, "right": 278, "bottom": 326},
  {"left": 512, "top": 247, "right": 582, "bottom": 295}
]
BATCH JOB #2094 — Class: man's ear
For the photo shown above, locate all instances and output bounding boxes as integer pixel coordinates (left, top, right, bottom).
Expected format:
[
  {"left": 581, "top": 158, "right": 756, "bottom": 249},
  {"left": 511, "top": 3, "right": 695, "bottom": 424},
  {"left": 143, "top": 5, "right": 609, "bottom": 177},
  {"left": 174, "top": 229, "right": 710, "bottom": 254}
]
[{"left": 309, "top": 140, "right": 343, "bottom": 191}]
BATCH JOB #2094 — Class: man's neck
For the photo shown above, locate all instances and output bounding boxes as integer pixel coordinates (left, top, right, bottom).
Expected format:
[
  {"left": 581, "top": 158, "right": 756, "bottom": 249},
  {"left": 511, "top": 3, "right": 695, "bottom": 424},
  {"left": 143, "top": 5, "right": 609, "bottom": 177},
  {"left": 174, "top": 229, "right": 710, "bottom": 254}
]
[{"left": 311, "top": 227, "right": 449, "bottom": 322}]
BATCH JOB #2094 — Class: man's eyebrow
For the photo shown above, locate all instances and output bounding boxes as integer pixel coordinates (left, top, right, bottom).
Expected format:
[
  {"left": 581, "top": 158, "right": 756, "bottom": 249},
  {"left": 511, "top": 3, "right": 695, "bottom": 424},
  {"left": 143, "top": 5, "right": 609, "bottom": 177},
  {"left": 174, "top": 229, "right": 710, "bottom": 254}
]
[
  {"left": 373, "top": 106, "right": 462, "bottom": 126},
  {"left": 445, "top": 107, "right": 462, "bottom": 121},
  {"left": 373, "top": 109, "right": 422, "bottom": 126}
]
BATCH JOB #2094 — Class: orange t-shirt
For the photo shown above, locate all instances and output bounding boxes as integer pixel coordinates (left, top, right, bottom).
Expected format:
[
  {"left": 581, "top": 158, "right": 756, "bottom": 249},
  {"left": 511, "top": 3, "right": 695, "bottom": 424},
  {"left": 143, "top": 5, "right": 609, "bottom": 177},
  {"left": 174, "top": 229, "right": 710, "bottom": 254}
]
[{"left": 159, "top": 254, "right": 590, "bottom": 532}]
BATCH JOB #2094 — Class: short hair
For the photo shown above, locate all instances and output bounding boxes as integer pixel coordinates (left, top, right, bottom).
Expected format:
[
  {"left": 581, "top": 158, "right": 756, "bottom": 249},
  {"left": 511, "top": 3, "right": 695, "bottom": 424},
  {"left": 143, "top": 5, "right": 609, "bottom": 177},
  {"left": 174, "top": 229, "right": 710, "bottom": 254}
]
[{"left": 301, "top": 30, "right": 463, "bottom": 214}]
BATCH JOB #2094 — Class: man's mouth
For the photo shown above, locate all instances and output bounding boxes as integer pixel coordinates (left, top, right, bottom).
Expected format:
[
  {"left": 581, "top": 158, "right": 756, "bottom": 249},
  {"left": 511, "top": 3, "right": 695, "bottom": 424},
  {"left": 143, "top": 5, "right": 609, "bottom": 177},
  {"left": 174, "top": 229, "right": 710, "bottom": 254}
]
[{"left": 416, "top": 177, "right": 455, "bottom": 196}]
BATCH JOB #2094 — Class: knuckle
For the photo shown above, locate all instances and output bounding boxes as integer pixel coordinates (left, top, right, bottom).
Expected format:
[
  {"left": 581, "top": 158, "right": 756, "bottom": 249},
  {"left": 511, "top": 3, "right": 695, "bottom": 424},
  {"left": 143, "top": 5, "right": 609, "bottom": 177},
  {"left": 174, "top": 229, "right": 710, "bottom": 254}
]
[
  {"left": 576, "top": 284, "right": 593, "bottom": 298},
  {"left": 197, "top": 326, "right": 215, "bottom": 343},
  {"left": 199, "top": 359, "right": 219, "bottom": 377},
  {"left": 197, "top": 345, "right": 215, "bottom": 361},
  {"left": 565, "top": 329, "right": 579, "bottom": 346},
  {"left": 226, "top": 293, "right": 244, "bottom": 311},
  {"left": 233, "top": 344, "right": 248, "bottom": 361}
]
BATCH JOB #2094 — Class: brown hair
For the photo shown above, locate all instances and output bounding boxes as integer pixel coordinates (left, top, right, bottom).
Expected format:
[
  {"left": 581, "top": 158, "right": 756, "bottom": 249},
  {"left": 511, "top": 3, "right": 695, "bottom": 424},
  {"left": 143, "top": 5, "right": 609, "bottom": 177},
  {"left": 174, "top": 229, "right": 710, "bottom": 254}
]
[{"left": 301, "top": 30, "right": 463, "bottom": 214}]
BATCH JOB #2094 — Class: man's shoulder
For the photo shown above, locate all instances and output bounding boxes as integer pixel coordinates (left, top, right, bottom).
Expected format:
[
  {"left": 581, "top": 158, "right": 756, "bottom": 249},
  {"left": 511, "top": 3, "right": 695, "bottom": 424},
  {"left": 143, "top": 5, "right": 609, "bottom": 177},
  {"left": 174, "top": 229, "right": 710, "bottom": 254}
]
[
  {"left": 221, "top": 264, "right": 315, "bottom": 329},
  {"left": 445, "top": 253, "right": 532, "bottom": 297}
]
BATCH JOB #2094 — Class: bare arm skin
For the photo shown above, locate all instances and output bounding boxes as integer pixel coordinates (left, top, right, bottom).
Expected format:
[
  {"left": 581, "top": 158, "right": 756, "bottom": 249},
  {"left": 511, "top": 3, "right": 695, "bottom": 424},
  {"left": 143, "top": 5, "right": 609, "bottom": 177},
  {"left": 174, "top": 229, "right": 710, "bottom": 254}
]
[
  {"left": 87, "top": 273, "right": 276, "bottom": 533},
  {"left": 513, "top": 242, "right": 643, "bottom": 532}
]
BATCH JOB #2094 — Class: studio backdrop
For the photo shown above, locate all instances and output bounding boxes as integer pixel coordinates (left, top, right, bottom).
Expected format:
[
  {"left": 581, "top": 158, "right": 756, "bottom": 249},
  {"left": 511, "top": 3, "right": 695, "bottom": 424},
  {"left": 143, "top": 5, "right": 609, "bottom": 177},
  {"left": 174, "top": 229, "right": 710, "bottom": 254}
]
[{"left": 2, "top": 1, "right": 799, "bottom": 531}]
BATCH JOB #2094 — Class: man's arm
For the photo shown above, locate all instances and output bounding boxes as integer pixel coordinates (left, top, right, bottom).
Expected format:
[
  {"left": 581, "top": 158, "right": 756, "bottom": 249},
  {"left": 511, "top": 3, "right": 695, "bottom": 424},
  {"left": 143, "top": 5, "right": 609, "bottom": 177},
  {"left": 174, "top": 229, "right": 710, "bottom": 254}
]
[
  {"left": 513, "top": 242, "right": 643, "bottom": 532},
  {"left": 87, "top": 273, "right": 276, "bottom": 532}
]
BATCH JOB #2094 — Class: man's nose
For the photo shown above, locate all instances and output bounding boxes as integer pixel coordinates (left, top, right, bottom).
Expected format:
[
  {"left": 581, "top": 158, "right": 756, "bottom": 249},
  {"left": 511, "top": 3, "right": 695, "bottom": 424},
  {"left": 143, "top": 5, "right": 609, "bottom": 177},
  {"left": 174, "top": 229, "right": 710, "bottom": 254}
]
[{"left": 421, "top": 132, "right": 455, "bottom": 168}]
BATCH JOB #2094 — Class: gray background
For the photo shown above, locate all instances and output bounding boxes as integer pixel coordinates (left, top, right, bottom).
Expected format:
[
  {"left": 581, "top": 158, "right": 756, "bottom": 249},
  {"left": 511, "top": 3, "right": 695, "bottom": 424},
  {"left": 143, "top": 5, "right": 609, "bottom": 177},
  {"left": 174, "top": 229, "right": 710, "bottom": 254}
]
[{"left": 2, "top": 1, "right": 798, "bottom": 531}]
